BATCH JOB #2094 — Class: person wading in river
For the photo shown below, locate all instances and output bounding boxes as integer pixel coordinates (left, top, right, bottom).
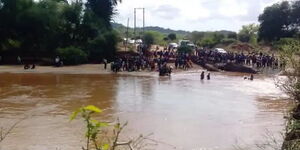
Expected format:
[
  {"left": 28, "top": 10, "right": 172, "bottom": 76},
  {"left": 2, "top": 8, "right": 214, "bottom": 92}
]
[
  {"left": 249, "top": 74, "right": 254, "bottom": 81},
  {"left": 207, "top": 72, "right": 210, "bottom": 80},
  {"left": 201, "top": 71, "right": 205, "bottom": 80},
  {"left": 103, "top": 58, "right": 107, "bottom": 70}
]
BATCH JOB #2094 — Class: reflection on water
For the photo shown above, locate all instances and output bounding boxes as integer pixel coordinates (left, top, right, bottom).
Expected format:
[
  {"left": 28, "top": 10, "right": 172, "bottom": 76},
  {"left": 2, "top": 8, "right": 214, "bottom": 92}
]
[{"left": 0, "top": 73, "right": 291, "bottom": 150}]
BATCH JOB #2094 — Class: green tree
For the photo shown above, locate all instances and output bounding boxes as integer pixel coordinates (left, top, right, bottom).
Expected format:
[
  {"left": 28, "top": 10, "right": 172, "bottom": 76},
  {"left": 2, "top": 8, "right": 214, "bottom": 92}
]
[
  {"left": 258, "top": 1, "right": 296, "bottom": 42},
  {"left": 143, "top": 32, "right": 155, "bottom": 49},
  {"left": 56, "top": 46, "right": 87, "bottom": 65},
  {"left": 188, "top": 31, "right": 205, "bottom": 44},
  {"left": 227, "top": 32, "right": 237, "bottom": 39},
  {"left": 200, "top": 37, "right": 217, "bottom": 48},
  {"left": 0, "top": 0, "right": 121, "bottom": 63},
  {"left": 167, "top": 33, "right": 176, "bottom": 41},
  {"left": 238, "top": 24, "right": 259, "bottom": 44}
]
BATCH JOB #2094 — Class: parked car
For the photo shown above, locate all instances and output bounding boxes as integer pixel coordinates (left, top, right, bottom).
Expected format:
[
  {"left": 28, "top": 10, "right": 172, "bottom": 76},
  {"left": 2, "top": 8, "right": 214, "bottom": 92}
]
[{"left": 214, "top": 48, "right": 227, "bottom": 54}]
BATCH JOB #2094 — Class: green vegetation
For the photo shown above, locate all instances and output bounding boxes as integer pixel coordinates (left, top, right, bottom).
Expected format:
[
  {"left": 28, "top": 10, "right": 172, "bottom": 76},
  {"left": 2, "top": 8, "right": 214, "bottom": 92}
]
[
  {"left": 0, "top": 0, "right": 120, "bottom": 63},
  {"left": 187, "top": 31, "right": 238, "bottom": 48},
  {"left": 258, "top": 0, "right": 300, "bottom": 42},
  {"left": 70, "top": 105, "right": 154, "bottom": 150},
  {"left": 276, "top": 38, "right": 300, "bottom": 150},
  {"left": 56, "top": 46, "right": 87, "bottom": 65},
  {"left": 238, "top": 24, "right": 259, "bottom": 45},
  {"left": 167, "top": 33, "right": 177, "bottom": 41}
]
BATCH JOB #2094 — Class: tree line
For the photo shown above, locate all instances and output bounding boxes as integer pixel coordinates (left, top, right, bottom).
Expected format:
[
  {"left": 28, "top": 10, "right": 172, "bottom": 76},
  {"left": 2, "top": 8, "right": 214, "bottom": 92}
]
[
  {"left": 0, "top": 0, "right": 120, "bottom": 65},
  {"left": 184, "top": 0, "right": 300, "bottom": 49}
]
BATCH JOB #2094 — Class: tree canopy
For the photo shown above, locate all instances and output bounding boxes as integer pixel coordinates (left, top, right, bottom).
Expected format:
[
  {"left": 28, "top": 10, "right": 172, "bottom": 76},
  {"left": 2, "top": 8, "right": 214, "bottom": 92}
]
[
  {"left": 167, "top": 33, "right": 177, "bottom": 41},
  {"left": 258, "top": 0, "right": 300, "bottom": 42},
  {"left": 238, "top": 24, "right": 259, "bottom": 44},
  {"left": 0, "top": 0, "right": 121, "bottom": 64}
]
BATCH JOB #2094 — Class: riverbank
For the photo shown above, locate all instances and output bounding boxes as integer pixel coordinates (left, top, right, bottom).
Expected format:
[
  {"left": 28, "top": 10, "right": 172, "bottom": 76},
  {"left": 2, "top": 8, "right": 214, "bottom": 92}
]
[
  {"left": 282, "top": 103, "right": 300, "bottom": 150},
  {"left": 0, "top": 64, "right": 204, "bottom": 76}
]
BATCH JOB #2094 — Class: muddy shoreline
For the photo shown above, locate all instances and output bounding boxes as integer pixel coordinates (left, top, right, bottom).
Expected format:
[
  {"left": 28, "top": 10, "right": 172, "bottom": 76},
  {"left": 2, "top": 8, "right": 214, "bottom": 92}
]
[{"left": 0, "top": 64, "right": 266, "bottom": 77}]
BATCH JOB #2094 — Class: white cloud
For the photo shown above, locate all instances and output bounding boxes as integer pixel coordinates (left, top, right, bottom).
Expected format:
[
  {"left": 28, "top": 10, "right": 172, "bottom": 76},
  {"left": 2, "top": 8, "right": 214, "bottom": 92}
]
[
  {"left": 113, "top": 0, "right": 282, "bottom": 32},
  {"left": 218, "top": 0, "right": 248, "bottom": 17}
]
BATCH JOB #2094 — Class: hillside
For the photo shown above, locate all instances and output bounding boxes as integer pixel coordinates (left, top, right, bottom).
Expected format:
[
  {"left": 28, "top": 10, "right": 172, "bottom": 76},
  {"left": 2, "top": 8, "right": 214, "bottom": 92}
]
[{"left": 112, "top": 22, "right": 190, "bottom": 36}]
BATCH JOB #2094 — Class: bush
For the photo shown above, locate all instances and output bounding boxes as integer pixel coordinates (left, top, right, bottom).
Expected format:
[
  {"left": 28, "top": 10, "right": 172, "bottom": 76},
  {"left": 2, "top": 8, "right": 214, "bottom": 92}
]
[
  {"left": 56, "top": 46, "right": 87, "bottom": 65},
  {"left": 221, "top": 38, "right": 237, "bottom": 45},
  {"left": 200, "top": 37, "right": 217, "bottom": 48},
  {"left": 274, "top": 38, "right": 300, "bottom": 51}
]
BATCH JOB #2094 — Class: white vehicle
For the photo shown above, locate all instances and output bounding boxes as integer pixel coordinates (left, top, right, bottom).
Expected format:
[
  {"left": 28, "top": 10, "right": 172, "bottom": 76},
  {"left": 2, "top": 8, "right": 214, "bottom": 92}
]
[
  {"left": 178, "top": 40, "right": 195, "bottom": 49},
  {"left": 214, "top": 48, "right": 227, "bottom": 54},
  {"left": 168, "top": 43, "right": 178, "bottom": 49},
  {"left": 178, "top": 40, "right": 191, "bottom": 47}
]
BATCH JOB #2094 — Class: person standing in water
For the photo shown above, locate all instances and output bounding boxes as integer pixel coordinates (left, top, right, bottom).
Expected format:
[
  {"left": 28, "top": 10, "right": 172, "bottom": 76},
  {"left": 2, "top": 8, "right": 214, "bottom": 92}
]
[
  {"left": 207, "top": 72, "right": 211, "bottom": 80},
  {"left": 17, "top": 56, "right": 22, "bottom": 64},
  {"left": 103, "top": 58, "right": 107, "bottom": 70},
  {"left": 200, "top": 71, "right": 205, "bottom": 80},
  {"left": 249, "top": 74, "right": 254, "bottom": 81}
]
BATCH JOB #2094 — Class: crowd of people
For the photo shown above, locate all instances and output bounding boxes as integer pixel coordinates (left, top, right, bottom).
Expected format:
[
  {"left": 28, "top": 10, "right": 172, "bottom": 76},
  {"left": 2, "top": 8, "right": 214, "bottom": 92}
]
[
  {"left": 196, "top": 48, "right": 284, "bottom": 69},
  {"left": 110, "top": 46, "right": 195, "bottom": 75},
  {"left": 110, "top": 44, "right": 285, "bottom": 77}
]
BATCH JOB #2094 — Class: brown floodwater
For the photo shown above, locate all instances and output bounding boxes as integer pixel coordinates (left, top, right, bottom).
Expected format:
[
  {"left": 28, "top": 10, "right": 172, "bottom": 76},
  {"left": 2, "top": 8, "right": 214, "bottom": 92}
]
[{"left": 0, "top": 72, "right": 291, "bottom": 150}]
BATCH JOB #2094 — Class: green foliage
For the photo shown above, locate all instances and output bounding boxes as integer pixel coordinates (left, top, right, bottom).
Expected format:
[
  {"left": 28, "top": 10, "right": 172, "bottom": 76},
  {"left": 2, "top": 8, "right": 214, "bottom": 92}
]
[
  {"left": 177, "top": 46, "right": 193, "bottom": 54},
  {"left": 56, "top": 46, "right": 87, "bottom": 65},
  {"left": 87, "top": 31, "right": 118, "bottom": 62},
  {"left": 143, "top": 31, "right": 155, "bottom": 48},
  {"left": 274, "top": 38, "right": 300, "bottom": 54},
  {"left": 258, "top": 1, "right": 300, "bottom": 42},
  {"left": 0, "top": 0, "right": 120, "bottom": 63},
  {"left": 238, "top": 24, "right": 259, "bottom": 44},
  {"left": 70, "top": 105, "right": 140, "bottom": 150},
  {"left": 221, "top": 38, "right": 237, "bottom": 45},
  {"left": 167, "top": 33, "right": 177, "bottom": 41},
  {"left": 200, "top": 37, "right": 218, "bottom": 48},
  {"left": 227, "top": 32, "right": 237, "bottom": 39},
  {"left": 70, "top": 105, "right": 108, "bottom": 150},
  {"left": 187, "top": 31, "right": 235, "bottom": 47}
]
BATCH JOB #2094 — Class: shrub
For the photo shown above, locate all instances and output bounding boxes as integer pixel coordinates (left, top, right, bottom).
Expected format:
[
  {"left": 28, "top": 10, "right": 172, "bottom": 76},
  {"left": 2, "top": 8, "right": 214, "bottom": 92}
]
[
  {"left": 56, "top": 46, "right": 87, "bottom": 65},
  {"left": 200, "top": 37, "right": 218, "bottom": 48},
  {"left": 274, "top": 38, "right": 300, "bottom": 52},
  {"left": 221, "top": 38, "right": 237, "bottom": 45}
]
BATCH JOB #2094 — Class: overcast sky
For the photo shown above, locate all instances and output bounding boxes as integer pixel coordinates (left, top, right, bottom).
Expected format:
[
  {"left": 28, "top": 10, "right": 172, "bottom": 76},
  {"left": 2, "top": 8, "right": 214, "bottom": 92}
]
[{"left": 113, "top": 0, "right": 282, "bottom": 32}]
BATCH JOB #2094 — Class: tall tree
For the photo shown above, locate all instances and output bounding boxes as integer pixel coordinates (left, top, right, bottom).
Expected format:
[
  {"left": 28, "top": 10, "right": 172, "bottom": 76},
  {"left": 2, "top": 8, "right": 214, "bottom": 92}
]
[
  {"left": 0, "top": 0, "right": 121, "bottom": 63},
  {"left": 258, "top": 1, "right": 294, "bottom": 41}
]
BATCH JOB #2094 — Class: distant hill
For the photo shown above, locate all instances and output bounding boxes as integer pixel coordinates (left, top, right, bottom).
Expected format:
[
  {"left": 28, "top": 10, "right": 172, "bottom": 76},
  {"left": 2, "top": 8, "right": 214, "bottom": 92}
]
[
  {"left": 112, "top": 22, "right": 190, "bottom": 36},
  {"left": 143, "top": 26, "right": 190, "bottom": 35}
]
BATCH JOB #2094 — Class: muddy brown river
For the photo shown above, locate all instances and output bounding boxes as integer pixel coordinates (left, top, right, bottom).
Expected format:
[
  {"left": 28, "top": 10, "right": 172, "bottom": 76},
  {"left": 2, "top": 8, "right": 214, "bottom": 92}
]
[{"left": 0, "top": 72, "right": 291, "bottom": 150}]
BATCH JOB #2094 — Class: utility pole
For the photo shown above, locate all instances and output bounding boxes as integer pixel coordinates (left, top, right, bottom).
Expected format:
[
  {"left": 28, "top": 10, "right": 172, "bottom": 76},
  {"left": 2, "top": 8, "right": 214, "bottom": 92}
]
[
  {"left": 133, "top": 8, "right": 145, "bottom": 39},
  {"left": 134, "top": 8, "right": 136, "bottom": 39},
  {"left": 125, "top": 18, "right": 129, "bottom": 52},
  {"left": 143, "top": 8, "right": 145, "bottom": 34}
]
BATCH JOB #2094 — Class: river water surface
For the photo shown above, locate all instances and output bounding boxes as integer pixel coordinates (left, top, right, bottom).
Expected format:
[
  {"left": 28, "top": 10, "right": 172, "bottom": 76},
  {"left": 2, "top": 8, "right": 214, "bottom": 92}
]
[{"left": 0, "top": 72, "right": 291, "bottom": 150}]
